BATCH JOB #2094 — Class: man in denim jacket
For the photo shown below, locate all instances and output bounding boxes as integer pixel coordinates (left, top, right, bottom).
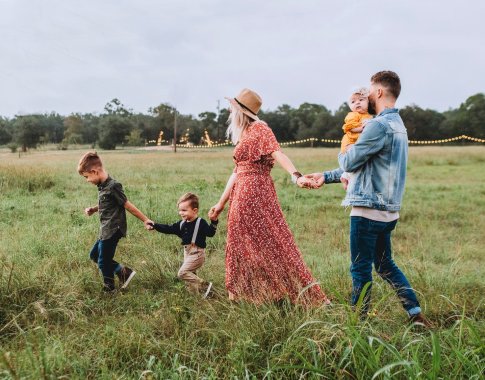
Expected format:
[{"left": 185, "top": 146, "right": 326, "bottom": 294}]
[{"left": 308, "top": 71, "right": 430, "bottom": 326}]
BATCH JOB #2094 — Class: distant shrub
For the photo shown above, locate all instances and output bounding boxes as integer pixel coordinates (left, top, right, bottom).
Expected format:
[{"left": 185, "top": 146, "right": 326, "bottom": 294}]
[
  {"left": 57, "top": 140, "right": 69, "bottom": 150},
  {"left": 7, "top": 143, "right": 18, "bottom": 153},
  {"left": 125, "top": 129, "right": 144, "bottom": 146}
]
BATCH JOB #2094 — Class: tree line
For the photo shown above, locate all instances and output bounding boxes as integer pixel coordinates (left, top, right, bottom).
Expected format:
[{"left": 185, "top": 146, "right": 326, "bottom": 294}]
[{"left": 1, "top": 93, "right": 484, "bottom": 152}]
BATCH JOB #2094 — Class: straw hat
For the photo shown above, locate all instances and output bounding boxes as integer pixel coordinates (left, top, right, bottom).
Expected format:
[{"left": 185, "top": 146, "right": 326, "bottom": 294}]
[{"left": 226, "top": 88, "right": 262, "bottom": 121}]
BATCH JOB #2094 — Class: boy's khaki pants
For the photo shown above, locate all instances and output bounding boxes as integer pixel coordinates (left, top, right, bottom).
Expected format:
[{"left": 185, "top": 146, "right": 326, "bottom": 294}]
[{"left": 178, "top": 245, "right": 205, "bottom": 293}]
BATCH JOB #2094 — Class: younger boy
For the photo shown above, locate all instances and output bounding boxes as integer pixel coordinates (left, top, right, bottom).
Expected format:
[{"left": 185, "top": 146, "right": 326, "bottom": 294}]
[
  {"left": 148, "top": 192, "right": 218, "bottom": 298},
  {"left": 78, "top": 151, "right": 152, "bottom": 292}
]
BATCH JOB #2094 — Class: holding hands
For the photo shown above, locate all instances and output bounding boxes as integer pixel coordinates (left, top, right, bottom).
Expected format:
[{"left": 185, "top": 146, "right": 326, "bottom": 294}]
[
  {"left": 208, "top": 202, "right": 224, "bottom": 221},
  {"left": 144, "top": 219, "right": 155, "bottom": 230},
  {"left": 299, "top": 173, "right": 324, "bottom": 189},
  {"left": 295, "top": 175, "right": 321, "bottom": 189}
]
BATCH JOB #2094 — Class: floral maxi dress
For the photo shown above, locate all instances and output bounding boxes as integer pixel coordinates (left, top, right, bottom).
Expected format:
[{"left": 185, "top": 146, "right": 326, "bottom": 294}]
[{"left": 225, "top": 121, "right": 329, "bottom": 305}]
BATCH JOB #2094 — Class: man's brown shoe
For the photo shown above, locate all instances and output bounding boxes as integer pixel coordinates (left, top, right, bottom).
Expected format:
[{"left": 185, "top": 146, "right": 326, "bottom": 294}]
[{"left": 409, "top": 313, "right": 433, "bottom": 328}]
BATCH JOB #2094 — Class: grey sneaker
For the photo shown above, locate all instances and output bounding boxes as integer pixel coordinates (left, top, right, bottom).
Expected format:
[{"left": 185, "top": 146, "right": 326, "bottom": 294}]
[{"left": 117, "top": 267, "right": 136, "bottom": 289}]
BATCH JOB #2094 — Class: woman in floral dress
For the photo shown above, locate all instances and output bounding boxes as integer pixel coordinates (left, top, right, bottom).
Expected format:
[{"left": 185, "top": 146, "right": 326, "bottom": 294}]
[{"left": 209, "top": 88, "right": 330, "bottom": 305}]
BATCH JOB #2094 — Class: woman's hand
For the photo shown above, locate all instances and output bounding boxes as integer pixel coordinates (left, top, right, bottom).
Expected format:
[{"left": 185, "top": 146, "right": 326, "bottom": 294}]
[
  {"left": 296, "top": 176, "right": 318, "bottom": 189},
  {"left": 303, "top": 173, "right": 324, "bottom": 188},
  {"left": 209, "top": 202, "right": 225, "bottom": 220}
]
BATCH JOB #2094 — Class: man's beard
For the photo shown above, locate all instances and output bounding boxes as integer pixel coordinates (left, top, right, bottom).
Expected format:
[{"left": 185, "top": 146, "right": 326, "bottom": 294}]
[{"left": 368, "top": 98, "right": 377, "bottom": 115}]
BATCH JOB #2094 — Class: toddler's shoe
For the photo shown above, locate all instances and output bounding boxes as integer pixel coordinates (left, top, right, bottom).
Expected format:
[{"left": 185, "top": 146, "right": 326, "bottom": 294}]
[
  {"left": 117, "top": 267, "right": 136, "bottom": 289},
  {"left": 202, "top": 282, "right": 213, "bottom": 299}
]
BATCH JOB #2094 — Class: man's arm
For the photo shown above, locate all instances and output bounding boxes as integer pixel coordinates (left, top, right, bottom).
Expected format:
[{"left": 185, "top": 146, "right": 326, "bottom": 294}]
[
  {"left": 323, "top": 168, "right": 344, "bottom": 184},
  {"left": 338, "top": 120, "right": 386, "bottom": 173}
]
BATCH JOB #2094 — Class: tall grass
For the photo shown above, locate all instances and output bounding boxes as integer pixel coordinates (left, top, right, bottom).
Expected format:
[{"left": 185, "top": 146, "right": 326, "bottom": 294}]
[{"left": 0, "top": 147, "right": 484, "bottom": 378}]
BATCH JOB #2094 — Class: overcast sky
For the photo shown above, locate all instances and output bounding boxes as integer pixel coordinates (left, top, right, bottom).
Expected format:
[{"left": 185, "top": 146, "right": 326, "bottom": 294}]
[{"left": 1, "top": 0, "right": 484, "bottom": 117}]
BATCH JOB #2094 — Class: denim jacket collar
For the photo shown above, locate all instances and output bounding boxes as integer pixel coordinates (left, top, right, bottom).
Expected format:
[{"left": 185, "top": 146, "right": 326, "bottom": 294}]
[{"left": 377, "top": 108, "right": 398, "bottom": 117}]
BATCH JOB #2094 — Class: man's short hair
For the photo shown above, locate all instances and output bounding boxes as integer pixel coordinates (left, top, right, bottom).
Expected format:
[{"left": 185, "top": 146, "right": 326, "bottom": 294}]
[
  {"left": 77, "top": 151, "right": 103, "bottom": 174},
  {"left": 371, "top": 71, "right": 401, "bottom": 99},
  {"left": 177, "top": 192, "right": 199, "bottom": 209}
]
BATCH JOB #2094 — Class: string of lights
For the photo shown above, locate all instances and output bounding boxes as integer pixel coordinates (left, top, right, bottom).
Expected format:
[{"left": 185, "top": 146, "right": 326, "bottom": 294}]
[
  {"left": 408, "top": 135, "right": 485, "bottom": 144},
  {"left": 148, "top": 135, "right": 485, "bottom": 149}
]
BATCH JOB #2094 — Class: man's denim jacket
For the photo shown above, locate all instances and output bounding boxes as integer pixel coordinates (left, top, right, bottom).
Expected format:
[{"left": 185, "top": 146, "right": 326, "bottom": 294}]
[{"left": 324, "top": 108, "right": 408, "bottom": 211}]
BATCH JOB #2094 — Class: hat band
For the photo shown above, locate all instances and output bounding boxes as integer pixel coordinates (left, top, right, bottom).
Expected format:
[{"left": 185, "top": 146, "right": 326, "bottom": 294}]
[{"left": 234, "top": 98, "right": 258, "bottom": 116}]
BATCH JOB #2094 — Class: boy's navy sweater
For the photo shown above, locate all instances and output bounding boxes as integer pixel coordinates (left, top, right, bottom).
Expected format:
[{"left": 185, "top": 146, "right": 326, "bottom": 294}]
[{"left": 153, "top": 218, "right": 218, "bottom": 248}]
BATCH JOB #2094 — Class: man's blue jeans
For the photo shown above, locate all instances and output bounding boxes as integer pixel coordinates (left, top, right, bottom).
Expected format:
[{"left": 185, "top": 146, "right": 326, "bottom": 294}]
[
  {"left": 89, "top": 230, "right": 122, "bottom": 291},
  {"left": 350, "top": 216, "right": 421, "bottom": 316}
]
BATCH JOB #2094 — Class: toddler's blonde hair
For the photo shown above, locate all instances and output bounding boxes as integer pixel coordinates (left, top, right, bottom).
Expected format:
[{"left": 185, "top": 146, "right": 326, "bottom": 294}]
[
  {"left": 350, "top": 87, "right": 369, "bottom": 99},
  {"left": 177, "top": 192, "right": 199, "bottom": 209}
]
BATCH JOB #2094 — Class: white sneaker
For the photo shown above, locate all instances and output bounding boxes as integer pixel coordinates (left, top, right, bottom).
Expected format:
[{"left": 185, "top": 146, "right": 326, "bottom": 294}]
[
  {"left": 119, "top": 267, "right": 136, "bottom": 289},
  {"left": 203, "top": 282, "right": 213, "bottom": 299}
]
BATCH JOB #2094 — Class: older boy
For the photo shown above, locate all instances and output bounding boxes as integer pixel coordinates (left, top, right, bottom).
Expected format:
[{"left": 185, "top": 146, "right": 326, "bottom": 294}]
[{"left": 78, "top": 151, "right": 152, "bottom": 292}]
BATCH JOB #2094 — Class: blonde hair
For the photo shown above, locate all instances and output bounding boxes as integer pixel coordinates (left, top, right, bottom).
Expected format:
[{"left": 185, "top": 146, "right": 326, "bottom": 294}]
[
  {"left": 177, "top": 192, "right": 199, "bottom": 209},
  {"left": 349, "top": 87, "right": 369, "bottom": 100},
  {"left": 77, "top": 151, "right": 103, "bottom": 174},
  {"left": 226, "top": 105, "right": 254, "bottom": 145}
]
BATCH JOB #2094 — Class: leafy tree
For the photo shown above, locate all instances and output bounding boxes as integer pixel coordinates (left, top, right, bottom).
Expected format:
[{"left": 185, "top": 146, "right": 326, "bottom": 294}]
[
  {"left": 63, "top": 114, "right": 84, "bottom": 144},
  {"left": 260, "top": 104, "right": 297, "bottom": 142},
  {"left": 125, "top": 128, "right": 144, "bottom": 146},
  {"left": 441, "top": 93, "right": 485, "bottom": 138},
  {"left": 400, "top": 105, "right": 445, "bottom": 140},
  {"left": 0, "top": 117, "right": 12, "bottom": 145},
  {"left": 97, "top": 116, "right": 133, "bottom": 150},
  {"left": 13, "top": 115, "right": 43, "bottom": 152},
  {"left": 80, "top": 113, "right": 100, "bottom": 145},
  {"left": 130, "top": 113, "right": 158, "bottom": 143},
  {"left": 104, "top": 98, "right": 132, "bottom": 117},
  {"left": 41, "top": 112, "right": 65, "bottom": 143},
  {"left": 216, "top": 108, "right": 230, "bottom": 142},
  {"left": 149, "top": 103, "right": 177, "bottom": 141},
  {"left": 293, "top": 103, "right": 332, "bottom": 141}
]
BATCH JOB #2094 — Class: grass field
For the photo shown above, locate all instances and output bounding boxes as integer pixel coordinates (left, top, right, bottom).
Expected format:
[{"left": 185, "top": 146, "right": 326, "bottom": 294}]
[{"left": 0, "top": 146, "right": 484, "bottom": 379}]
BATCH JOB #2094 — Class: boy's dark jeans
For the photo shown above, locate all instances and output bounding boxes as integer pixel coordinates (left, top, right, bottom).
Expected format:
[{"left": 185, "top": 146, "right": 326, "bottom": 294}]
[
  {"left": 89, "top": 230, "right": 123, "bottom": 291},
  {"left": 350, "top": 216, "right": 421, "bottom": 315}
]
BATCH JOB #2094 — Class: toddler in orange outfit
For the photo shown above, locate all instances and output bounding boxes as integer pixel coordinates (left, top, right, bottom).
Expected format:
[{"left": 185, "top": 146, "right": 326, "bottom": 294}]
[
  {"left": 340, "top": 88, "right": 373, "bottom": 186},
  {"left": 341, "top": 87, "right": 373, "bottom": 152}
]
